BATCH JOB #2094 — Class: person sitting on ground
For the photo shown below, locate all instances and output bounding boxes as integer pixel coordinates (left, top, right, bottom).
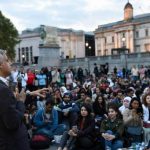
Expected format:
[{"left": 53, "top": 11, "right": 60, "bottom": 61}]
[
  {"left": 57, "top": 103, "right": 95, "bottom": 150},
  {"left": 122, "top": 97, "right": 143, "bottom": 144},
  {"left": 100, "top": 104, "right": 124, "bottom": 150},
  {"left": 142, "top": 93, "right": 150, "bottom": 146},
  {"left": 119, "top": 96, "right": 131, "bottom": 114},
  {"left": 33, "top": 100, "right": 66, "bottom": 139},
  {"left": 55, "top": 92, "right": 79, "bottom": 129}
]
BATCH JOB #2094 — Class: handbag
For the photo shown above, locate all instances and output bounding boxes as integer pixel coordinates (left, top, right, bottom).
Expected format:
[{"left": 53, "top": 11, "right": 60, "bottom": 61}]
[
  {"left": 127, "top": 126, "right": 143, "bottom": 136},
  {"left": 143, "top": 122, "right": 150, "bottom": 128},
  {"left": 30, "top": 134, "right": 51, "bottom": 149}
]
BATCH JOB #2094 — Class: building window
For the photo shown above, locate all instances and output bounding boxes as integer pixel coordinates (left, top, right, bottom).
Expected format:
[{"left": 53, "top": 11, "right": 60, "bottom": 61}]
[
  {"left": 26, "top": 47, "right": 29, "bottom": 61},
  {"left": 122, "top": 33, "right": 125, "bottom": 38},
  {"left": 22, "top": 47, "right": 24, "bottom": 55},
  {"left": 66, "top": 55, "right": 69, "bottom": 59},
  {"left": 145, "top": 29, "right": 149, "bottom": 37},
  {"left": 22, "top": 48, "right": 25, "bottom": 62},
  {"left": 60, "top": 51, "right": 64, "bottom": 59},
  {"left": 18, "top": 48, "right": 20, "bottom": 62},
  {"left": 112, "top": 36, "right": 114, "bottom": 43},
  {"left": 97, "top": 50, "right": 101, "bottom": 56},
  {"left": 30, "top": 46, "right": 33, "bottom": 62},
  {"left": 135, "top": 45, "right": 140, "bottom": 53},
  {"left": 136, "top": 31, "right": 139, "bottom": 38},
  {"left": 104, "top": 49, "right": 108, "bottom": 56},
  {"left": 104, "top": 37, "right": 107, "bottom": 43}
]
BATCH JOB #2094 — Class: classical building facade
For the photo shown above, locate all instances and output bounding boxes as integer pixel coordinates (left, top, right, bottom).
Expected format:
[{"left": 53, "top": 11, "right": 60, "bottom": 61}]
[
  {"left": 94, "top": 2, "right": 150, "bottom": 56},
  {"left": 15, "top": 26, "right": 95, "bottom": 64},
  {"left": 58, "top": 29, "right": 95, "bottom": 59}
]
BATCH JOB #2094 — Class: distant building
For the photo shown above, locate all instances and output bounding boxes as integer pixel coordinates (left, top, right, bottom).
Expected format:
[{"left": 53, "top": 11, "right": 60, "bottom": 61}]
[
  {"left": 94, "top": 2, "right": 150, "bottom": 56},
  {"left": 15, "top": 26, "right": 95, "bottom": 64},
  {"left": 58, "top": 29, "right": 95, "bottom": 59}
]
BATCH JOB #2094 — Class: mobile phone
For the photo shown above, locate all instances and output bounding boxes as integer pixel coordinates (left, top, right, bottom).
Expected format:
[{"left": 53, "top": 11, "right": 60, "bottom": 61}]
[{"left": 72, "top": 125, "right": 78, "bottom": 133}]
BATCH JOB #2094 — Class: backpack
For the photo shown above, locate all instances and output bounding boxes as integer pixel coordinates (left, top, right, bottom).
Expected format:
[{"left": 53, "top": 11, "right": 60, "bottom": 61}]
[{"left": 30, "top": 134, "right": 51, "bottom": 149}]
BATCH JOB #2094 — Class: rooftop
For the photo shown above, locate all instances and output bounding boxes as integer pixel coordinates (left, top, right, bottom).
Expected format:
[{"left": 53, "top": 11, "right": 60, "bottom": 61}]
[{"left": 95, "top": 13, "right": 150, "bottom": 32}]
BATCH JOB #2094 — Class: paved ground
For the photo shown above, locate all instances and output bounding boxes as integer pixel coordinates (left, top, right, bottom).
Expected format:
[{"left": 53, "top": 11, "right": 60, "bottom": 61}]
[
  {"left": 31, "top": 143, "right": 58, "bottom": 150},
  {"left": 47, "top": 143, "right": 58, "bottom": 150}
]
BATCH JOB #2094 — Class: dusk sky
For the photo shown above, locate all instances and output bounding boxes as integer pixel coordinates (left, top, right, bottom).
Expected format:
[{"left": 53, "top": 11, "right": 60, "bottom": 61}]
[{"left": 0, "top": 0, "right": 149, "bottom": 32}]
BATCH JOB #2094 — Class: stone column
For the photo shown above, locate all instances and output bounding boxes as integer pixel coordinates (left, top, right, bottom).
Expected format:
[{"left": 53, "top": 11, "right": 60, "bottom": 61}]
[
  {"left": 118, "top": 33, "right": 121, "bottom": 48},
  {"left": 20, "top": 49, "right": 22, "bottom": 64},
  {"left": 130, "top": 30, "right": 134, "bottom": 53},
  {"left": 101, "top": 38, "right": 104, "bottom": 55},
  {"left": 28, "top": 47, "right": 31, "bottom": 64},
  {"left": 114, "top": 33, "right": 118, "bottom": 48},
  {"left": 95, "top": 38, "right": 98, "bottom": 56},
  {"left": 126, "top": 31, "right": 130, "bottom": 49}
]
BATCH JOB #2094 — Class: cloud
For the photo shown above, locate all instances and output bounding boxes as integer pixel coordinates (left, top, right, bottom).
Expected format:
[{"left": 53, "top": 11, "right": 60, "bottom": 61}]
[{"left": 0, "top": 0, "right": 149, "bottom": 32}]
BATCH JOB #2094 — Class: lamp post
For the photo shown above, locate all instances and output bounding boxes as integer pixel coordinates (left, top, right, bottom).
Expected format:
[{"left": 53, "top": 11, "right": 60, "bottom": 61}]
[
  {"left": 85, "top": 42, "right": 89, "bottom": 47},
  {"left": 89, "top": 46, "right": 91, "bottom": 56},
  {"left": 122, "top": 37, "right": 126, "bottom": 48},
  {"left": 18, "top": 39, "right": 22, "bottom": 63},
  {"left": 22, "top": 54, "right": 25, "bottom": 64},
  {"left": 122, "top": 37, "right": 127, "bottom": 78}
]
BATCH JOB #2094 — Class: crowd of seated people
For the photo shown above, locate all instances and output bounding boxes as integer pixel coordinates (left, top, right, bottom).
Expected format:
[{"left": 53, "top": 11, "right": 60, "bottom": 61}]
[{"left": 9, "top": 65, "right": 150, "bottom": 150}]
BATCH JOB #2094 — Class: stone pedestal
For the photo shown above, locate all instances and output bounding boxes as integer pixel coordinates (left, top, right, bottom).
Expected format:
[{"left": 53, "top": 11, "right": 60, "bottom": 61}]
[{"left": 38, "top": 44, "right": 60, "bottom": 67}]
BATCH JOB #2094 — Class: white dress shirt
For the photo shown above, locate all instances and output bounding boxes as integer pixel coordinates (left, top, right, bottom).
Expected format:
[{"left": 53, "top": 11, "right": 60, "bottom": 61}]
[{"left": 0, "top": 76, "right": 8, "bottom": 86}]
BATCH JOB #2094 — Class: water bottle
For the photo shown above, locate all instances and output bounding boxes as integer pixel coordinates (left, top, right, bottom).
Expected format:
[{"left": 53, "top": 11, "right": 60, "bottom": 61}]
[
  {"left": 136, "top": 143, "right": 140, "bottom": 150},
  {"left": 139, "top": 142, "right": 145, "bottom": 150}
]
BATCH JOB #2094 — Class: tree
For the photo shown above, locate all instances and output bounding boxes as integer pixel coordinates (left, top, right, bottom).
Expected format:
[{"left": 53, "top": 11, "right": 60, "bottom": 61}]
[{"left": 0, "top": 11, "right": 19, "bottom": 60}]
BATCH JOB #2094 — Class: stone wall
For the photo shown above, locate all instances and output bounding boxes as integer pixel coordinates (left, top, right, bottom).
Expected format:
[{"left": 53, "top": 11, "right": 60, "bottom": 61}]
[{"left": 60, "top": 52, "right": 150, "bottom": 72}]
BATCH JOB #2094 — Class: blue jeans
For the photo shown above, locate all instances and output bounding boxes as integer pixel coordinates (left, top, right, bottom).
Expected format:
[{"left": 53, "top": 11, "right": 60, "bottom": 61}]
[
  {"left": 105, "top": 130, "right": 123, "bottom": 150},
  {"left": 36, "top": 124, "right": 66, "bottom": 138}
]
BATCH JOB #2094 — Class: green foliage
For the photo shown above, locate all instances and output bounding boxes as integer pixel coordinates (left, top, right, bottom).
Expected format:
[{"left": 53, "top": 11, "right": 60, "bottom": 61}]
[{"left": 0, "top": 11, "right": 19, "bottom": 60}]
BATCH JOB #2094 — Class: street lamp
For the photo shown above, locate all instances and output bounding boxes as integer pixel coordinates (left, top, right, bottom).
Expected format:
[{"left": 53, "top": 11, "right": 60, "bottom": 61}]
[
  {"left": 85, "top": 42, "right": 89, "bottom": 47},
  {"left": 22, "top": 54, "right": 25, "bottom": 63},
  {"left": 89, "top": 46, "right": 91, "bottom": 56},
  {"left": 121, "top": 37, "right": 127, "bottom": 78},
  {"left": 122, "top": 37, "right": 126, "bottom": 48}
]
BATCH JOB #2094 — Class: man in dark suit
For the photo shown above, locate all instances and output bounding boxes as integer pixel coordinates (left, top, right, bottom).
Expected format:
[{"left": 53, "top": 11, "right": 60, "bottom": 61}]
[{"left": 0, "top": 50, "right": 30, "bottom": 150}]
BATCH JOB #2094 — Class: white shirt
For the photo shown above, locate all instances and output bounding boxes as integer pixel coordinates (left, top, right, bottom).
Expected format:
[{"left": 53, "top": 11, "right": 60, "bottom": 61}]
[
  {"left": 142, "top": 104, "right": 150, "bottom": 122},
  {"left": 11, "top": 70, "right": 18, "bottom": 83},
  {"left": 0, "top": 76, "right": 8, "bottom": 86},
  {"left": 131, "top": 68, "right": 139, "bottom": 76}
]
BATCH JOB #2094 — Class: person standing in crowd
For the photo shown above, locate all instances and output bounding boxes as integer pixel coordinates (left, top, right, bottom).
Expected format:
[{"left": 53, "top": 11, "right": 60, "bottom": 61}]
[
  {"left": 77, "top": 67, "right": 84, "bottom": 84},
  {"left": 139, "top": 65, "right": 146, "bottom": 80},
  {"left": 113, "top": 66, "right": 117, "bottom": 76},
  {"left": 65, "top": 69, "right": 73, "bottom": 86},
  {"left": 51, "top": 67, "right": 60, "bottom": 85},
  {"left": 93, "top": 63, "right": 99, "bottom": 79},
  {"left": 0, "top": 50, "right": 30, "bottom": 150},
  {"left": 11, "top": 65, "right": 19, "bottom": 88},
  {"left": 36, "top": 69, "right": 47, "bottom": 89},
  {"left": 26, "top": 68, "right": 35, "bottom": 91},
  {"left": 131, "top": 65, "right": 139, "bottom": 81},
  {"left": 17, "top": 66, "right": 28, "bottom": 92}
]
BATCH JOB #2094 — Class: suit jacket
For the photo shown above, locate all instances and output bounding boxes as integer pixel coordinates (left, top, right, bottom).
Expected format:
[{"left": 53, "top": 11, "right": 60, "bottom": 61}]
[{"left": 0, "top": 80, "right": 30, "bottom": 150}]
